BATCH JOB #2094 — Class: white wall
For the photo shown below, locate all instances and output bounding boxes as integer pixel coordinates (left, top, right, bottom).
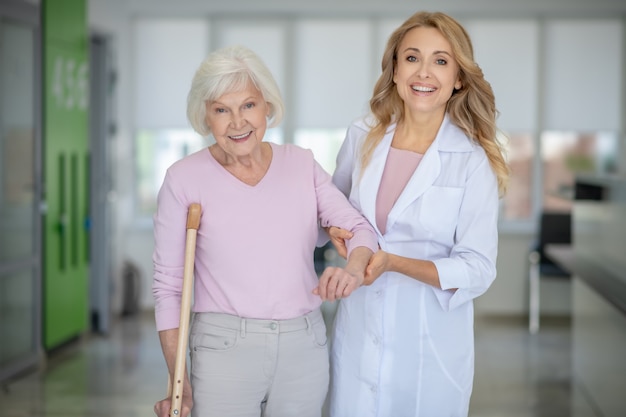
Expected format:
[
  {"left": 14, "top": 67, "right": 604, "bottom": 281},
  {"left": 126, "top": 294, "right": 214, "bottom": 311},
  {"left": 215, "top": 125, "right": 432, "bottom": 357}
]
[{"left": 88, "top": 0, "right": 626, "bottom": 317}]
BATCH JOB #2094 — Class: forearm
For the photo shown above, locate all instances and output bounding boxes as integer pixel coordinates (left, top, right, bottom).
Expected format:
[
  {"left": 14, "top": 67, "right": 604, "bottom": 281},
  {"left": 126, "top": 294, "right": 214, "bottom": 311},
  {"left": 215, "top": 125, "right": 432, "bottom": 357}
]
[
  {"left": 388, "top": 253, "right": 442, "bottom": 289},
  {"left": 159, "top": 329, "right": 192, "bottom": 393},
  {"left": 344, "top": 246, "right": 374, "bottom": 278}
]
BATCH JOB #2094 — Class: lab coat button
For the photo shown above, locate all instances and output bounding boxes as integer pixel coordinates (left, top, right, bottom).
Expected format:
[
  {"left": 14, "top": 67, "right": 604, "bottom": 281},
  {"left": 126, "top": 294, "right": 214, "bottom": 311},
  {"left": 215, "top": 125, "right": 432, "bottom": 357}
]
[
  {"left": 269, "top": 322, "right": 277, "bottom": 330},
  {"left": 370, "top": 384, "right": 378, "bottom": 393},
  {"left": 372, "top": 337, "right": 379, "bottom": 345}
]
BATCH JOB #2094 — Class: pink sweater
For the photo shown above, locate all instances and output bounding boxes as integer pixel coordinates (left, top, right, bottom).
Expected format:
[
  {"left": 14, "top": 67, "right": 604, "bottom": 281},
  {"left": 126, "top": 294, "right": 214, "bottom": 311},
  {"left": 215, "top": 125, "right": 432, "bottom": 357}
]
[
  {"left": 152, "top": 143, "right": 378, "bottom": 331},
  {"left": 375, "top": 147, "right": 423, "bottom": 234}
]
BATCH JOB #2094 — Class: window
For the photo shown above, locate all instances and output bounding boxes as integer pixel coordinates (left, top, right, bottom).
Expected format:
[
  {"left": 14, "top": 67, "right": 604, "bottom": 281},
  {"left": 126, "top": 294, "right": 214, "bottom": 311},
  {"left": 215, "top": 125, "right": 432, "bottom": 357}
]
[
  {"left": 136, "top": 129, "right": 206, "bottom": 215},
  {"left": 501, "top": 133, "right": 534, "bottom": 221},
  {"left": 130, "top": 16, "right": 624, "bottom": 233},
  {"left": 133, "top": 18, "right": 209, "bottom": 217},
  {"left": 541, "top": 131, "right": 619, "bottom": 212},
  {"left": 294, "top": 129, "right": 347, "bottom": 175},
  {"left": 465, "top": 19, "right": 539, "bottom": 224}
]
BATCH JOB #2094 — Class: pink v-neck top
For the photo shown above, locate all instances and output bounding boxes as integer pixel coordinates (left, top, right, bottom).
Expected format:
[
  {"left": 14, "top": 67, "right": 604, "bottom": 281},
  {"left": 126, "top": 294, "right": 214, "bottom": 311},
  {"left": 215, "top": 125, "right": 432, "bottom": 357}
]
[
  {"left": 152, "top": 143, "right": 378, "bottom": 331},
  {"left": 375, "top": 147, "right": 423, "bottom": 234}
]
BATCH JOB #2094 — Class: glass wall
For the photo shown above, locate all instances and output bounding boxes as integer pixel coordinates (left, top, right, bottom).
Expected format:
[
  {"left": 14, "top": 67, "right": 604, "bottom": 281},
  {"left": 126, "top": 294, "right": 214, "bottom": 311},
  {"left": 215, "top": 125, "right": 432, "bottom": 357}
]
[
  {"left": 133, "top": 18, "right": 210, "bottom": 215},
  {"left": 131, "top": 15, "right": 624, "bottom": 230},
  {"left": 539, "top": 19, "right": 623, "bottom": 214}
]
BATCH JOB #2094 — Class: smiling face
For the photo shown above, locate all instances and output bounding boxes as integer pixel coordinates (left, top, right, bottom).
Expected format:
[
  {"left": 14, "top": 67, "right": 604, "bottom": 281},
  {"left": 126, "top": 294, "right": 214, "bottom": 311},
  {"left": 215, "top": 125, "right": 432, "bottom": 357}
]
[
  {"left": 205, "top": 81, "right": 269, "bottom": 160},
  {"left": 393, "top": 26, "right": 462, "bottom": 119}
]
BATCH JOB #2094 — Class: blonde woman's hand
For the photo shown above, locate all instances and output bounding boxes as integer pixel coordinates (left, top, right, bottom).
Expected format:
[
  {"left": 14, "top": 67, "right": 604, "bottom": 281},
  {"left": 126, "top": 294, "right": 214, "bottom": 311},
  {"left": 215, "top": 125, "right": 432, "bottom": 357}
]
[{"left": 364, "top": 250, "right": 390, "bottom": 285}]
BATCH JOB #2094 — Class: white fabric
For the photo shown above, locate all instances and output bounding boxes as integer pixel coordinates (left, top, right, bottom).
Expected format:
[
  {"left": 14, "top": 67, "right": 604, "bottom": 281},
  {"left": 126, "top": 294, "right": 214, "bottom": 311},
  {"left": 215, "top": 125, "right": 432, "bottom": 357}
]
[{"left": 328, "top": 115, "right": 499, "bottom": 417}]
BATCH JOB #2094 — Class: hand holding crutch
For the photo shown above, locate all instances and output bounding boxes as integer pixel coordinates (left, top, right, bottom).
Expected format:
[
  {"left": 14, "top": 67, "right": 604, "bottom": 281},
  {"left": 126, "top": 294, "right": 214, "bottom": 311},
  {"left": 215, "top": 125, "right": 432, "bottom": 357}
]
[{"left": 154, "top": 203, "right": 201, "bottom": 417}]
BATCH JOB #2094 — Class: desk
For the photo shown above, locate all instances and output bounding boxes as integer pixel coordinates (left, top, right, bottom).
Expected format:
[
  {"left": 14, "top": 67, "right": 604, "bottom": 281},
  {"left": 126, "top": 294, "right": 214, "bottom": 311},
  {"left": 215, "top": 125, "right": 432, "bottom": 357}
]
[
  {"left": 546, "top": 244, "right": 626, "bottom": 315},
  {"left": 546, "top": 244, "right": 626, "bottom": 417}
]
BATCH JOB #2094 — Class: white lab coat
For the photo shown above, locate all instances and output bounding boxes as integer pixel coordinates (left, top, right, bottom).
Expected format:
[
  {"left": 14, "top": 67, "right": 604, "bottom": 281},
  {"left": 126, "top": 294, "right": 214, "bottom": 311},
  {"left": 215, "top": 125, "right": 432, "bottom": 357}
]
[{"left": 328, "top": 115, "right": 499, "bottom": 417}]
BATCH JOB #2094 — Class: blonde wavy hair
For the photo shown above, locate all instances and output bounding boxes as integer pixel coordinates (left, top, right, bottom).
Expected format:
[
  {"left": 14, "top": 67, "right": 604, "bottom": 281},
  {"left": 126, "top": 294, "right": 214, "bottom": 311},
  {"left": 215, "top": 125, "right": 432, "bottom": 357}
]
[{"left": 361, "top": 11, "right": 509, "bottom": 196}]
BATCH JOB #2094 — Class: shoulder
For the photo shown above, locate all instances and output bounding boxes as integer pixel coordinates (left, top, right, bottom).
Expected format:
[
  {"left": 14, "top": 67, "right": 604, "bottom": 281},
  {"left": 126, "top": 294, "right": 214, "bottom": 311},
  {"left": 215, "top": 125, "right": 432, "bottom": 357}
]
[
  {"left": 436, "top": 118, "right": 492, "bottom": 172},
  {"left": 270, "top": 143, "right": 316, "bottom": 172},
  {"left": 168, "top": 147, "right": 211, "bottom": 174},
  {"left": 348, "top": 115, "right": 376, "bottom": 136},
  {"left": 341, "top": 116, "right": 374, "bottom": 152},
  {"left": 273, "top": 142, "right": 314, "bottom": 161},
  {"left": 157, "top": 148, "right": 212, "bottom": 203},
  {"left": 167, "top": 147, "right": 211, "bottom": 178},
  {"left": 346, "top": 114, "right": 396, "bottom": 143},
  {"left": 438, "top": 117, "right": 481, "bottom": 154}
]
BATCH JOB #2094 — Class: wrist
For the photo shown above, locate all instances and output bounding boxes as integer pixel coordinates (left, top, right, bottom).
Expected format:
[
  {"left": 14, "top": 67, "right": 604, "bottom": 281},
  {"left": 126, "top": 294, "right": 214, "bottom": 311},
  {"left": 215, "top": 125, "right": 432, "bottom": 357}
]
[
  {"left": 346, "top": 268, "right": 365, "bottom": 285},
  {"left": 382, "top": 250, "right": 394, "bottom": 273}
]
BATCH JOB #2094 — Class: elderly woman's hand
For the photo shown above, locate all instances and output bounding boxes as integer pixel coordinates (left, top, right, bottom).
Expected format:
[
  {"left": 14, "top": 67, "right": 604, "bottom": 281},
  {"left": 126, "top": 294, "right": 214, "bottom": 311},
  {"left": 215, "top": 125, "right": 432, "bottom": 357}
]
[
  {"left": 313, "top": 266, "right": 364, "bottom": 302},
  {"left": 326, "top": 226, "right": 353, "bottom": 259},
  {"left": 154, "top": 392, "right": 193, "bottom": 417}
]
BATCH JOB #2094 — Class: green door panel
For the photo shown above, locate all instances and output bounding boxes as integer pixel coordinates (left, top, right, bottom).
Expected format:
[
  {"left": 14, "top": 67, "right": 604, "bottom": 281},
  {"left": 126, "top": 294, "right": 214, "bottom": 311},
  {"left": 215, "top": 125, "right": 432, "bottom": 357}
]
[{"left": 43, "top": 0, "right": 89, "bottom": 350}]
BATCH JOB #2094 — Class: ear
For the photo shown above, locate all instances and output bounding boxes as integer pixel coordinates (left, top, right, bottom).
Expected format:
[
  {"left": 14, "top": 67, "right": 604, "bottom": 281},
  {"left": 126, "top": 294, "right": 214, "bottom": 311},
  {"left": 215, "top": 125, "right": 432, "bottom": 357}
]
[{"left": 454, "top": 75, "right": 462, "bottom": 90}]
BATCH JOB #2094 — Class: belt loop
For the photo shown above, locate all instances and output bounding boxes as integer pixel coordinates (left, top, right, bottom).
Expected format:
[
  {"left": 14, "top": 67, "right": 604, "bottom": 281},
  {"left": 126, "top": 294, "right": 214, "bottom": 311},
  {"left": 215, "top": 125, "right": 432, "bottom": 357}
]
[
  {"left": 305, "top": 315, "right": 312, "bottom": 334},
  {"left": 241, "top": 318, "right": 247, "bottom": 338}
]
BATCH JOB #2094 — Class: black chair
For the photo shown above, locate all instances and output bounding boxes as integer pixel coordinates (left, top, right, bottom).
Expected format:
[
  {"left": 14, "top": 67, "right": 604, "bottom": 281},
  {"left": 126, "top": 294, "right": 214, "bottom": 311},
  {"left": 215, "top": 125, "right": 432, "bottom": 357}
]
[{"left": 528, "top": 211, "right": 572, "bottom": 333}]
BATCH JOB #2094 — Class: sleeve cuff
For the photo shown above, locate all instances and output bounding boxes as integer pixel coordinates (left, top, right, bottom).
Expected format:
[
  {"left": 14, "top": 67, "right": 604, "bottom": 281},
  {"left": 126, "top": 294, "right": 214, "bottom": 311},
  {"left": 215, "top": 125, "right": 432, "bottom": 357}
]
[
  {"left": 432, "top": 258, "right": 471, "bottom": 312},
  {"left": 346, "top": 232, "right": 379, "bottom": 257},
  {"left": 155, "top": 305, "right": 182, "bottom": 332}
]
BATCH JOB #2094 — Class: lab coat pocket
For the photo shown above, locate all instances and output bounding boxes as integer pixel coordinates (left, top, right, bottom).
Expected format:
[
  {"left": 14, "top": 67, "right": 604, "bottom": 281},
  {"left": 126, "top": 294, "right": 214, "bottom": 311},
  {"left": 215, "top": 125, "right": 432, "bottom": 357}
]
[{"left": 419, "top": 186, "right": 464, "bottom": 237}]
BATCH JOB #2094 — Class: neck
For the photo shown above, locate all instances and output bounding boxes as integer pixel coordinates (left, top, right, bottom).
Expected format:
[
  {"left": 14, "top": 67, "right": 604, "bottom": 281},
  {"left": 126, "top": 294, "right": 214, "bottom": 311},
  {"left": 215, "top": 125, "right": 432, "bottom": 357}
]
[
  {"left": 393, "top": 111, "right": 445, "bottom": 153},
  {"left": 212, "top": 142, "right": 269, "bottom": 168}
]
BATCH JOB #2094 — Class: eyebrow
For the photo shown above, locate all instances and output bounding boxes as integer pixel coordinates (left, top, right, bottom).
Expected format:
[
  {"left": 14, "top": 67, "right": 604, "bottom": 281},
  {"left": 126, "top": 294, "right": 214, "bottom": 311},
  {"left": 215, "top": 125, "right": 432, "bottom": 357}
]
[
  {"left": 210, "top": 96, "right": 257, "bottom": 106},
  {"left": 402, "top": 47, "right": 453, "bottom": 57}
]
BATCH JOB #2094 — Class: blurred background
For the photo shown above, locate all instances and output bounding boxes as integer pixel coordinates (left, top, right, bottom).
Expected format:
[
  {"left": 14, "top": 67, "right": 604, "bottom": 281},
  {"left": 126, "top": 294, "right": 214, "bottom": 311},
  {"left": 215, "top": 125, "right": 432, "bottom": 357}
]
[{"left": 1, "top": 0, "right": 625, "bottom": 416}]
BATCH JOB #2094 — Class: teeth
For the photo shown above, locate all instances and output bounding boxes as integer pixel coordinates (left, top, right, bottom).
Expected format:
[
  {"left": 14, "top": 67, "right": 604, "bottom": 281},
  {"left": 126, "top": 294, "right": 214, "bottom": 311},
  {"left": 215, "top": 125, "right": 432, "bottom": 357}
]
[
  {"left": 230, "top": 132, "right": 249, "bottom": 139},
  {"left": 412, "top": 85, "right": 435, "bottom": 92}
]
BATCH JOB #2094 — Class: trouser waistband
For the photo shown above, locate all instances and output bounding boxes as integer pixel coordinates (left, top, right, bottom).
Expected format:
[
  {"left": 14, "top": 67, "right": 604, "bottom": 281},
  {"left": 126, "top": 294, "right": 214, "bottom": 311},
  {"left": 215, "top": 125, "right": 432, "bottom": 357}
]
[{"left": 193, "top": 308, "right": 323, "bottom": 337}]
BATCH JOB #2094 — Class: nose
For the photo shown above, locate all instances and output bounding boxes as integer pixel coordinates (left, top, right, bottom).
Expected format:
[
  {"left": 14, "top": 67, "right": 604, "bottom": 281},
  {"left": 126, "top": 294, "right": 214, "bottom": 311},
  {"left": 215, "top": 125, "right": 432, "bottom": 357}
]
[
  {"left": 416, "top": 61, "right": 430, "bottom": 78},
  {"left": 230, "top": 112, "right": 246, "bottom": 129}
]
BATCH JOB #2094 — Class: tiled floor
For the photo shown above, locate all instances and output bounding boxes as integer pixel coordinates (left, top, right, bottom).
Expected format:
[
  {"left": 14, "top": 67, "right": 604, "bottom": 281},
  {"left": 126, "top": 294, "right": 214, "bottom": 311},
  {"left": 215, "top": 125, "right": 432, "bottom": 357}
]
[
  {"left": 471, "top": 315, "right": 595, "bottom": 417},
  {"left": 0, "top": 311, "right": 594, "bottom": 417}
]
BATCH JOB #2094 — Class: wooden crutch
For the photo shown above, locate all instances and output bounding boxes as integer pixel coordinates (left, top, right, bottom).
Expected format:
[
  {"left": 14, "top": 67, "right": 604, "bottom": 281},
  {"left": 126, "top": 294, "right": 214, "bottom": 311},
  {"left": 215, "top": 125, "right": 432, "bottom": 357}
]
[{"left": 167, "top": 203, "right": 202, "bottom": 416}]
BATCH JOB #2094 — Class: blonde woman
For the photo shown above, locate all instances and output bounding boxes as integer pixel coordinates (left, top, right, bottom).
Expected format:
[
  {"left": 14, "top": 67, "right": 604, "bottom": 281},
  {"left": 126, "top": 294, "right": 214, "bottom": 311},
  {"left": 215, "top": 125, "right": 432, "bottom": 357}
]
[{"left": 326, "top": 11, "right": 509, "bottom": 417}]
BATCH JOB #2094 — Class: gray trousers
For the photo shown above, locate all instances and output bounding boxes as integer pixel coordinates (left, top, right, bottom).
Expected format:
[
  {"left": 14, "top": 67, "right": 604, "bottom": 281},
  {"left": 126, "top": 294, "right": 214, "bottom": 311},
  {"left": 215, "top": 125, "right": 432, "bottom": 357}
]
[{"left": 189, "top": 308, "right": 329, "bottom": 417}]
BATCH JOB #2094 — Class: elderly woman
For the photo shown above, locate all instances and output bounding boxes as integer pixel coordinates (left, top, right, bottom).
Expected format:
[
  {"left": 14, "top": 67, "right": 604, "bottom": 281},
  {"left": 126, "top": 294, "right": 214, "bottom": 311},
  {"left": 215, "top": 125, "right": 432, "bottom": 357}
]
[{"left": 152, "top": 45, "right": 377, "bottom": 417}]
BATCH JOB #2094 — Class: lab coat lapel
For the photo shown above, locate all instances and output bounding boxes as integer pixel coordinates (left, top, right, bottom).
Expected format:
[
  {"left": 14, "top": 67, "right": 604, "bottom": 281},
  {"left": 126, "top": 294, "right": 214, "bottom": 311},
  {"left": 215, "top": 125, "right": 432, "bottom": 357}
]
[
  {"left": 385, "top": 118, "right": 452, "bottom": 233},
  {"left": 386, "top": 141, "right": 441, "bottom": 231}
]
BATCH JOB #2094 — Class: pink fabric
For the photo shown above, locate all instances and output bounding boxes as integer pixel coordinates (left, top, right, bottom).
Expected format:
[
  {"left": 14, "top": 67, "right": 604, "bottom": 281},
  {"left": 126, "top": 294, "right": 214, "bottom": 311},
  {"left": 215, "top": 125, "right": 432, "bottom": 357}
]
[
  {"left": 152, "top": 143, "right": 378, "bottom": 331},
  {"left": 375, "top": 147, "right": 423, "bottom": 234}
]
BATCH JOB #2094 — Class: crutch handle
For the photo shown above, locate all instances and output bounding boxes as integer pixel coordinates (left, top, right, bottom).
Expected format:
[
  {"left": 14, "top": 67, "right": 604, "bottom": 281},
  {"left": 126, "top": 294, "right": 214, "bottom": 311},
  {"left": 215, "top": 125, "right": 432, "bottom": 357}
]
[{"left": 186, "top": 203, "right": 201, "bottom": 230}]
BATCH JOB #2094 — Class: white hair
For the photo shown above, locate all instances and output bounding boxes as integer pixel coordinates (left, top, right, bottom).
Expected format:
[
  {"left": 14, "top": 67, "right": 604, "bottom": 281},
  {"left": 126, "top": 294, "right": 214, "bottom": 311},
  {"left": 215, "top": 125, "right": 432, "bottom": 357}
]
[{"left": 186, "top": 45, "right": 285, "bottom": 136}]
